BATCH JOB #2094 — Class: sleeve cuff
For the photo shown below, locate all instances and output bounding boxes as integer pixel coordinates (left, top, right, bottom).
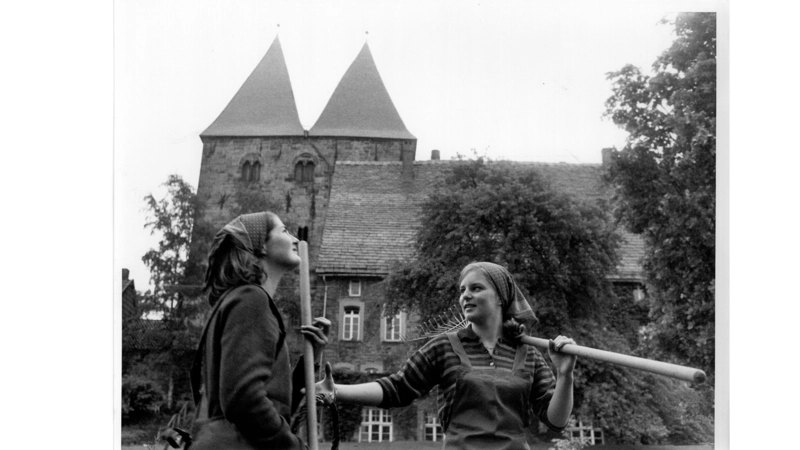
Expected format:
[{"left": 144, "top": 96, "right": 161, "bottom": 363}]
[{"left": 539, "top": 415, "right": 567, "bottom": 433}]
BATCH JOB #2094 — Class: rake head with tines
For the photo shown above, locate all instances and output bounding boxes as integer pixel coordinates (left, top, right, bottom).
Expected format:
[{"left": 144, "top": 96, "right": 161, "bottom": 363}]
[{"left": 402, "top": 305, "right": 469, "bottom": 342}]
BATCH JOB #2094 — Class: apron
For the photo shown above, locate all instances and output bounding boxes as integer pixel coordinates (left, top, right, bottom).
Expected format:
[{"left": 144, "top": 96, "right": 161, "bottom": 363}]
[{"left": 444, "top": 332, "right": 533, "bottom": 450}]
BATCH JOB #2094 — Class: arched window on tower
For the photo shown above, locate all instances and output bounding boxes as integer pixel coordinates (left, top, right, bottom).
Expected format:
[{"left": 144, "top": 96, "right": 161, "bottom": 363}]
[
  {"left": 295, "top": 160, "right": 315, "bottom": 182},
  {"left": 241, "top": 160, "right": 261, "bottom": 182}
]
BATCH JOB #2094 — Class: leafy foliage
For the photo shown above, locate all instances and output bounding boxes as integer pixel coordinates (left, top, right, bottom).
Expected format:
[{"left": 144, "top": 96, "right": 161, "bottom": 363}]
[
  {"left": 385, "top": 158, "right": 621, "bottom": 332},
  {"left": 130, "top": 175, "right": 206, "bottom": 409},
  {"left": 549, "top": 432, "right": 589, "bottom": 450},
  {"left": 141, "top": 175, "right": 205, "bottom": 318},
  {"left": 604, "top": 12, "right": 716, "bottom": 384},
  {"left": 122, "top": 374, "right": 165, "bottom": 421}
]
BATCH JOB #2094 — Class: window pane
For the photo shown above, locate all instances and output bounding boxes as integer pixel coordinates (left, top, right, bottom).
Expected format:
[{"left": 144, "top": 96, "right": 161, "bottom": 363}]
[
  {"left": 295, "top": 163, "right": 303, "bottom": 180},
  {"left": 242, "top": 162, "right": 251, "bottom": 180},
  {"left": 349, "top": 280, "right": 361, "bottom": 296},
  {"left": 303, "top": 163, "right": 315, "bottom": 182}
]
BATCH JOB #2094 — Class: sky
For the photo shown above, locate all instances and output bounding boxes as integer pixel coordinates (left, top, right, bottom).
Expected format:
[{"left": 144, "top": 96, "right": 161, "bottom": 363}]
[{"left": 116, "top": 0, "right": 725, "bottom": 291}]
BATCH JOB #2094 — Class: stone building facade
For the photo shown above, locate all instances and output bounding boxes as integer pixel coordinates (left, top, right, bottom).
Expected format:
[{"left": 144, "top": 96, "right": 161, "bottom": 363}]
[{"left": 189, "top": 36, "right": 645, "bottom": 444}]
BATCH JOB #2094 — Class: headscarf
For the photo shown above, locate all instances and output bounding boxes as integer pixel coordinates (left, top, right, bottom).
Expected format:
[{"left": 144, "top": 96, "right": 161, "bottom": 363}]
[
  {"left": 460, "top": 262, "right": 538, "bottom": 329},
  {"left": 203, "top": 212, "right": 276, "bottom": 294},
  {"left": 211, "top": 212, "right": 272, "bottom": 254}
]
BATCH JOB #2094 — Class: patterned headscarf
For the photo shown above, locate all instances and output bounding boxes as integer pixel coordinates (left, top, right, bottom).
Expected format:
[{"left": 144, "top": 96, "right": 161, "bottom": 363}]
[
  {"left": 213, "top": 211, "right": 273, "bottom": 254},
  {"left": 204, "top": 212, "right": 276, "bottom": 295},
  {"left": 460, "top": 262, "right": 538, "bottom": 329}
]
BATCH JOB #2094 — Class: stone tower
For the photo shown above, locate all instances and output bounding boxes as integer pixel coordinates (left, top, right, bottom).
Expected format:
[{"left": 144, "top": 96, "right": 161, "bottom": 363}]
[{"left": 192, "top": 36, "right": 415, "bottom": 279}]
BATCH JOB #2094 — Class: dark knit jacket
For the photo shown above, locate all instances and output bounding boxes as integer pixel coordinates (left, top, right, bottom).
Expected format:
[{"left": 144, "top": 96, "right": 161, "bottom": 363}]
[{"left": 193, "top": 284, "right": 304, "bottom": 449}]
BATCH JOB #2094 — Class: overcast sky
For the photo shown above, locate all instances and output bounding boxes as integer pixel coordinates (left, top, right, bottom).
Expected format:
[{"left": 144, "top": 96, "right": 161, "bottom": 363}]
[{"left": 115, "top": 0, "right": 722, "bottom": 290}]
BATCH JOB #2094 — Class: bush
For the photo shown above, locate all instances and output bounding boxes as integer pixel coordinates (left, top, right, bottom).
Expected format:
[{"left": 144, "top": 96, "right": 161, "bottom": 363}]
[
  {"left": 549, "top": 432, "right": 589, "bottom": 450},
  {"left": 122, "top": 374, "right": 165, "bottom": 422}
]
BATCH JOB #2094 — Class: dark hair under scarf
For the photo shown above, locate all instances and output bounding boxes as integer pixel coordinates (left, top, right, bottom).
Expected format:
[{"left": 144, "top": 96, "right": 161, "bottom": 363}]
[
  {"left": 459, "top": 262, "right": 538, "bottom": 331},
  {"left": 203, "top": 212, "right": 279, "bottom": 305}
]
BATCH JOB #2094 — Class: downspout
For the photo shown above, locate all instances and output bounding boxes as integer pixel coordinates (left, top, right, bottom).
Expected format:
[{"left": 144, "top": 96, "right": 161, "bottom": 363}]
[{"left": 320, "top": 275, "right": 329, "bottom": 370}]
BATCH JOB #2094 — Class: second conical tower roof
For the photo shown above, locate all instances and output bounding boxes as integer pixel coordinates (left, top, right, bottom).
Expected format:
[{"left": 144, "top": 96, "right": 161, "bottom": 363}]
[
  {"left": 201, "top": 37, "right": 305, "bottom": 137},
  {"left": 310, "top": 43, "right": 415, "bottom": 140}
]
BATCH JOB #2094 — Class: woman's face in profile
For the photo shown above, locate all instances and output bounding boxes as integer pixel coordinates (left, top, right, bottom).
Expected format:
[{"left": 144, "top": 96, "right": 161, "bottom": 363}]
[
  {"left": 459, "top": 270, "right": 502, "bottom": 325},
  {"left": 264, "top": 218, "right": 301, "bottom": 269}
]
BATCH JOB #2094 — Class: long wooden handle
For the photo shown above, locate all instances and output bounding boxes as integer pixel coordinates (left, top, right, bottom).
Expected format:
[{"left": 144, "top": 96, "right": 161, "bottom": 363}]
[
  {"left": 298, "top": 241, "right": 318, "bottom": 449},
  {"left": 520, "top": 335, "right": 707, "bottom": 384}
]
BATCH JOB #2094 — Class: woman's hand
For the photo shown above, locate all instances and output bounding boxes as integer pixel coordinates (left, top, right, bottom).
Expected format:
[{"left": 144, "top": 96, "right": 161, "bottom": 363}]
[
  {"left": 548, "top": 335, "right": 577, "bottom": 376},
  {"left": 315, "top": 362, "right": 336, "bottom": 406},
  {"left": 300, "top": 317, "right": 331, "bottom": 359}
]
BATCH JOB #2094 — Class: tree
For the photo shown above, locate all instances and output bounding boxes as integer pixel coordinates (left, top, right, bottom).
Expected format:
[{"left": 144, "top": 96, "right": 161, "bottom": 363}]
[
  {"left": 604, "top": 13, "right": 716, "bottom": 387},
  {"left": 386, "top": 158, "right": 621, "bottom": 330},
  {"left": 136, "top": 174, "right": 206, "bottom": 410}
]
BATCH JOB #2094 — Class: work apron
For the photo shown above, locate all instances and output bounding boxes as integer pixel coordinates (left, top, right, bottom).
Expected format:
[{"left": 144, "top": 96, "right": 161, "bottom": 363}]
[{"left": 444, "top": 332, "right": 532, "bottom": 450}]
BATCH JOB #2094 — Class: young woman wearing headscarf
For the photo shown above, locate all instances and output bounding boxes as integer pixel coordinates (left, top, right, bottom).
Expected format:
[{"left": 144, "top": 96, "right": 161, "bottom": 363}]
[
  {"left": 315, "top": 261, "right": 576, "bottom": 450},
  {"left": 187, "top": 212, "right": 330, "bottom": 450}
]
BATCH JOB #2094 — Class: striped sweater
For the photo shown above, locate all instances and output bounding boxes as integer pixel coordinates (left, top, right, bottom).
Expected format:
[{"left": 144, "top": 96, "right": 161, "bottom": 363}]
[{"left": 375, "top": 325, "right": 564, "bottom": 432}]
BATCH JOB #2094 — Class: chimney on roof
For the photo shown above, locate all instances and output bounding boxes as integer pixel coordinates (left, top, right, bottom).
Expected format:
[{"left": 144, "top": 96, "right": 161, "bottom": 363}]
[
  {"left": 401, "top": 143, "right": 415, "bottom": 182},
  {"left": 122, "top": 268, "right": 129, "bottom": 282},
  {"left": 601, "top": 148, "right": 614, "bottom": 167},
  {"left": 431, "top": 149, "right": 440, "bottom": 160}
]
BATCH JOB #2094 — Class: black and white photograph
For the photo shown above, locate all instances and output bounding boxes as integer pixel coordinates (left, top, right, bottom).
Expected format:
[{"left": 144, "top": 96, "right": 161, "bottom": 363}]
[
  {"left": 20, "top": 0, "right": 798, "bottom": 449},
  {"left": 113, "top": 1, "right": 726, "bottom": 449}
]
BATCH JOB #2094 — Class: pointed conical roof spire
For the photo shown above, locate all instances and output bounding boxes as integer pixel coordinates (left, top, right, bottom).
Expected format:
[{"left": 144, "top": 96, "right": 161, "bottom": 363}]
[
  {"left": 202, "top": 37, "right": 305, "bottom": 137},
  {"left": 310, "top": 43, "right": 415, "bottom": 140}
]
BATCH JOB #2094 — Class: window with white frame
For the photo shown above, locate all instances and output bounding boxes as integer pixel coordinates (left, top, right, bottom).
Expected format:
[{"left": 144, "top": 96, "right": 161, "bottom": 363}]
[
  {"left": 359, "top": 408, "right": 392, "bottom": 442},
  {"left": 349, "top": 279, "right": 361, "bottom": 297},
  {"left": 339, "top": 299, "right": 364, "bottom": 341},
  {"left": 423, "top": 412, "right": 443, "bottom": 442},
  {"left": 382, "top": 310, "right": 405, "bottom": 342},
  {"left": 567, "top": 419, "right": 604, "bottom": 445},
  {"left": 343, "top": 306, "right": 360, "bottom": 341}
]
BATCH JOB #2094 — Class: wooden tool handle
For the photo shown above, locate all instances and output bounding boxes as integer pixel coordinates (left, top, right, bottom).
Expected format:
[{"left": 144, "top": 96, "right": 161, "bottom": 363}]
[
  {"left": 520, "top": 335, "right": 707, "bottom": 384},
  {"left": 298, "top": 241, "right": 318, "bottom": 449}
]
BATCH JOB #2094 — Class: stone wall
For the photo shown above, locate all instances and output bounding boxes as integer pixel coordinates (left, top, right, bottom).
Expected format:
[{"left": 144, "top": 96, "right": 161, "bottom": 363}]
[
  {"left": 191, "top": 136, "right": 416, "bottom": 274},
  {"left": 317, "top": 276, "right": 414, "bottom": 373}
]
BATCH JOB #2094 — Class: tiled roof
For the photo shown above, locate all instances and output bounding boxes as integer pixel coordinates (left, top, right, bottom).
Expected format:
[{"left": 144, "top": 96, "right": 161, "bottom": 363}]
[
  {"left": 316, "top": 161, "right": 436, "bottom": 275},
  {"left": 317, "top": 160, "right": 644, "bottom": 281},
  {"left": 201, "top": 37, "right": 305, "bottom": 137},
  {"left": 122, "top": 319, "right": 169, "bottom": 351},
  {"left": 310, "top": 43, "right": 415, "bottom": 140}
]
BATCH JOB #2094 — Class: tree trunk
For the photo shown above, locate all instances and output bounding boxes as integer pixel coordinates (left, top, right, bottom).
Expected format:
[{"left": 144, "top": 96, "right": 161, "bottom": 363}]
[{"left": 167, "top": 369, "right": 174, "bottom": 410}]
